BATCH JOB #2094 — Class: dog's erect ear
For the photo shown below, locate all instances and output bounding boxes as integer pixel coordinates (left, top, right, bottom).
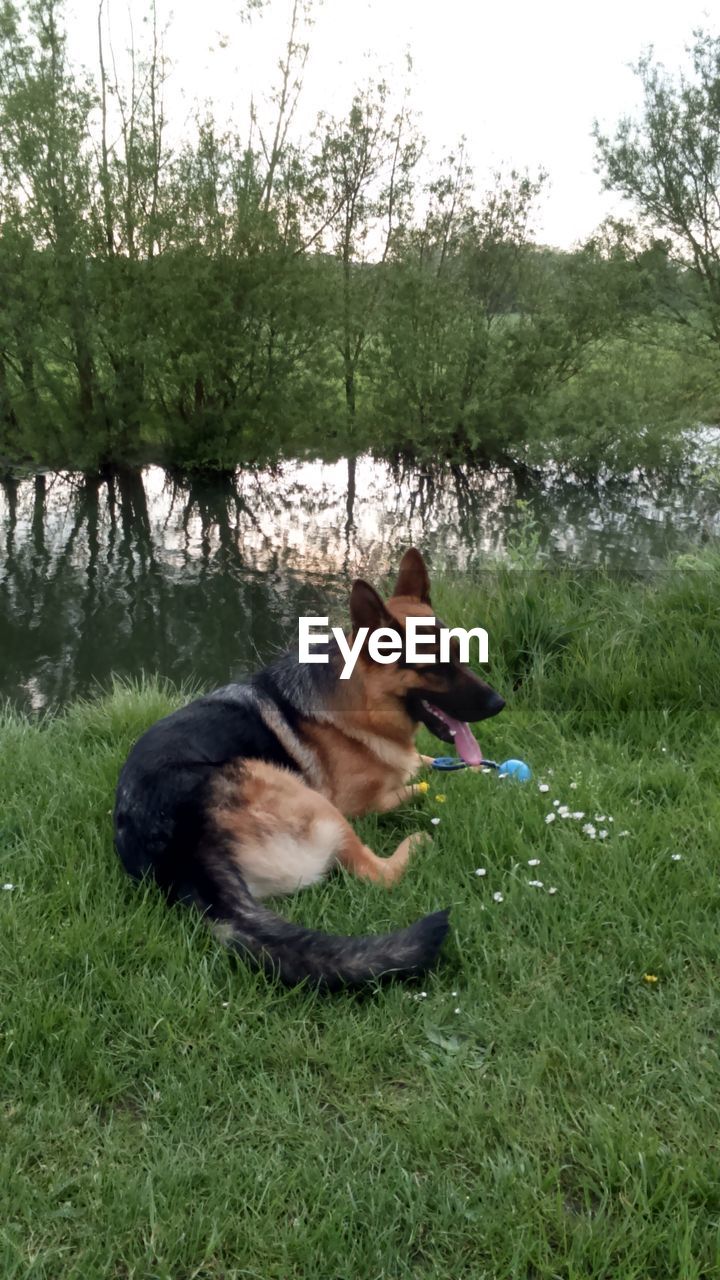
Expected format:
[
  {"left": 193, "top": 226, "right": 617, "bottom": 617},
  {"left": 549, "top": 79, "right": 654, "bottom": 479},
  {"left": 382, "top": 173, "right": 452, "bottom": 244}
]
[
  {"left": 350, "top": 579, "right": 394, "bottom": 635},
  {"left": 392, "top": 548, "right": 431, "bottom": 604}
]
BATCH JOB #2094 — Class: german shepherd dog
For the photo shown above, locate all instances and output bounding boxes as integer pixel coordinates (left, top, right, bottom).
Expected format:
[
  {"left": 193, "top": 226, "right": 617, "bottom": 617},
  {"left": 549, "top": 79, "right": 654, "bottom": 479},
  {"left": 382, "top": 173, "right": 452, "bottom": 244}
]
[{"left": 114, "top": 550, "right": 505, "bottom": 989}]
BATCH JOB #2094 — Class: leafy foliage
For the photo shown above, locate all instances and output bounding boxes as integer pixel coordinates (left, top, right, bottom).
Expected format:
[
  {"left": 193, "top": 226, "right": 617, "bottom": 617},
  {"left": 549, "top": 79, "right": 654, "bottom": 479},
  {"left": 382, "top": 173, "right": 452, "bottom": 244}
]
[
  {"left": 595, "top": 30, "right": 720, "bottom": 349},
  {"left": 0, "top": 1, "right": 716, "bottom": 473}
]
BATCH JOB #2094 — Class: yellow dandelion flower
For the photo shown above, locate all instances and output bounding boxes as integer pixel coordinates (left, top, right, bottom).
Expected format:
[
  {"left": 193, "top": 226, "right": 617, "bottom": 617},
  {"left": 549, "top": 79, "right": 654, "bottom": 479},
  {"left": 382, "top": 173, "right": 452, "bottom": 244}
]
[
  {"left": 643, "top": 973, "right": 659, "bottom": 984},
  {"left": 416, "top": 780, "right": 429, "bottom": 794},
  {"left": 434, "top": 794, "right": 447, "bottom": 803}
]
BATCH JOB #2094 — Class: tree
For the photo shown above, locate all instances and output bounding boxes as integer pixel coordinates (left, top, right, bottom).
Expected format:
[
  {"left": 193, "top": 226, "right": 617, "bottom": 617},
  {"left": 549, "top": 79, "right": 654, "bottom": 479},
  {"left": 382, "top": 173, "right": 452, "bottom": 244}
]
[
  {"left": 0, "top": 0, "right": 98, "bottom": 444},
  {"left": 371, "top": 158, "right": 548, "bottom": 467},
  {"left": 594, "top": 30, "right": 720, "bottom": 345},
  {"left": 310, "top": 83, "right": 422, "bottom": 440},
  {"left": 92, "top": 0, "right": 171, "bottom": 455}
]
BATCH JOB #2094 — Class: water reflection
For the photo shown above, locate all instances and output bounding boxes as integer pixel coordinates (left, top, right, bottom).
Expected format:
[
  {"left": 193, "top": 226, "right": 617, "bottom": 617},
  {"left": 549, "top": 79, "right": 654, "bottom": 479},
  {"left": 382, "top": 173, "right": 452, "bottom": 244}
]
[{"left": 0, "top": 454, "right": 718, "bottom": 712}]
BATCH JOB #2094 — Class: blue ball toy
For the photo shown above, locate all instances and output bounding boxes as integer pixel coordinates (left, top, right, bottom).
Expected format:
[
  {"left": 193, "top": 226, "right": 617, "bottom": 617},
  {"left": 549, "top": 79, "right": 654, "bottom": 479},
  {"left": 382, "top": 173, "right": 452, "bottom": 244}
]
[{"left": 497, "top": 758, "right": 532, "bottom": 782}]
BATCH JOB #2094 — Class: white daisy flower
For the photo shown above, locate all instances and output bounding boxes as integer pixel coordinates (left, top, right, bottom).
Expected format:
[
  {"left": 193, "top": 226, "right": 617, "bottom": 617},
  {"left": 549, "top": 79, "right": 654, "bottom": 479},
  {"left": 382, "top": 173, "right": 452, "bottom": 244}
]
[
  {"left": 582, "top": 823, "right": 596, "bottom": 836},
  {"left": 527, "top": 879, "right": 544, "bottom": 888},
  {"left": 569, "top": 782, "right": 578, "bottom": 790},
  {"left": 671, "top": 853, "right": 682, "bottom": 861},
  {"left": 548, "top": 886, "right": 558, "bottom": 895},
  {"left": 545, "top": 813, "right": 556, "bottom": 824},
  {"left": 528, "top": 858, "right": 541, "bottom": 866},
  {"left": 598, "top": 829, "right": 609, "bottom": 839},
  {"left": 430, "top": 817, "right": 441, "bottom": 826},
  {"left": 619, "top": 830, "right": 630, "bottom": 837},
  {"left": 595, "top": 815, "right": 606, "bottom": 822},
  {"left": 2, "top": 883, "right": 15, "bottom": 891},
  {"left": 454, "top": 1007, "right": 461, "bottom": 1014},
  {"left": 493, "top": 891, "right": 504, "bottom": 902},
  {"left": 553, "top": 799, "right": 561, "bottom": 807},
  {"left": 571, "top": 812, "right": 585, "bottom": 820},
  {"left": 538, "top": 783, "right": 549, "bottom": 793},
  {"left": 475, "top": 867, "right": 486, "bottom": 877}
]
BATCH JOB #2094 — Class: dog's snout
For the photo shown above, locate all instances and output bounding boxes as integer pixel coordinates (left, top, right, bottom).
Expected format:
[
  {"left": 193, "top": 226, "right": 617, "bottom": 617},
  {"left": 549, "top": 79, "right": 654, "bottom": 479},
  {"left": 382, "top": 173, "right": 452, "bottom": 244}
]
[{"left": 485, "top": 691, "right": 505, "bottom": 718}]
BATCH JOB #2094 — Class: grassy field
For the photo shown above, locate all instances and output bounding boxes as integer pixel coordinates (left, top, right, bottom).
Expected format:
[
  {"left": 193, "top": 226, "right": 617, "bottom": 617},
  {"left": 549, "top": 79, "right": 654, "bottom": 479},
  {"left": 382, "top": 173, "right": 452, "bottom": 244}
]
[{"left": 1, "top": 562, "right": 720, "bottom": 1278}]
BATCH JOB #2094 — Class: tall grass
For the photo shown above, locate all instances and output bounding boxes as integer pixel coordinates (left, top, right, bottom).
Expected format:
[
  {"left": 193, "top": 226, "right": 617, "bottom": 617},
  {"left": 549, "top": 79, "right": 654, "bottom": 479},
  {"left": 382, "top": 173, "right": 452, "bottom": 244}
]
[{"left": 1, "top": 562, "right": 719, "bottom": 1278}]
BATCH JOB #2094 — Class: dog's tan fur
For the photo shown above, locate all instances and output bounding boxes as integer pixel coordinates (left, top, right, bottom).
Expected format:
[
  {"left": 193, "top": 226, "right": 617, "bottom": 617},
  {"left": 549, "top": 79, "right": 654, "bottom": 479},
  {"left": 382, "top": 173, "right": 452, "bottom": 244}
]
[{"left": 212, "top": 757, "right": 426, "bottom": 896}]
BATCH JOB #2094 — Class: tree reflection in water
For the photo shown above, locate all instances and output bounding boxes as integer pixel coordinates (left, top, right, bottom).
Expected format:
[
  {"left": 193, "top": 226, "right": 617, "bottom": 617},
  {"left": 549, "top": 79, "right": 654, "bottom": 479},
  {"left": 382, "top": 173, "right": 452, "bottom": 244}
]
[{"left": 0, "top": 454, "right": 717, "bottom": 711}]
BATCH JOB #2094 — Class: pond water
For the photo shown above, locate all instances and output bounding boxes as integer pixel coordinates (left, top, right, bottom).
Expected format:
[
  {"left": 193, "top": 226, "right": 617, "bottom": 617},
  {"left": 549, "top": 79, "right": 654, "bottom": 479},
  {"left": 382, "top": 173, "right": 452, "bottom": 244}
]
[{"left": 1, "top": 451, "right": 718, "bottom": 712}]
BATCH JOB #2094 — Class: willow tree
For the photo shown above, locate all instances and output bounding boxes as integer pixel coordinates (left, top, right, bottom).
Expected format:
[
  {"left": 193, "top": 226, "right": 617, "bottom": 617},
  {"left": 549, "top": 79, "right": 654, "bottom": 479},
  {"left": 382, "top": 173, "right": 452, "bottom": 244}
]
[
  {"left": 371, "top": 155, "right": 546, "bottom": 467},
  {"left": 309, "top": 83, "right": 422, "bottom": 442},
  {"left": 0, "top": 0, "right": 97, "bottom": 447},
  {"left": 595, "top": 30, "right": 720, "bottom": 346},
  {"left": 92, "top": 0, "right": 173, "bottom": 454}
]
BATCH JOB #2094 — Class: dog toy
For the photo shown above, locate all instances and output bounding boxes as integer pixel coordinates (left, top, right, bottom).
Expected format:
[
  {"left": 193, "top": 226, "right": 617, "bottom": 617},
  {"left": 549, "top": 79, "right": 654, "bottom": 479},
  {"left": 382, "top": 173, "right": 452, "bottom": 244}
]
[
  {"left": 495, "top": 758, "right": 532, "bottom": 781},
  {"left": 432, "top": 755, "right": 532, "bottom": 781}
]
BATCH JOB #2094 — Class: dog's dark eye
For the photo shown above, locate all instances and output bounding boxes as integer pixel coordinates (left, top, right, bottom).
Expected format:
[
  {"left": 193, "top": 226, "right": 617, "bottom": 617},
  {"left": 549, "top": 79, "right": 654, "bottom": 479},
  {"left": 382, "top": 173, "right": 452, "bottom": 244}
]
[
  {"left": 432, "top": 662, "right": 457, "bottom": 681},
  {"left": 410, "top": 661, "right": 456, "bottom": 682}
]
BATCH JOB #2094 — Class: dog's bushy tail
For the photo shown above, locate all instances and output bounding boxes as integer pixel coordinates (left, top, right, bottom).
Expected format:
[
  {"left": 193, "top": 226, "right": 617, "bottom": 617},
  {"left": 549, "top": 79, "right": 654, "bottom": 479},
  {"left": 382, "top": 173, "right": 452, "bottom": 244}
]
[{"left": 197, "top": 843, "right": 450, "bottom": 991}]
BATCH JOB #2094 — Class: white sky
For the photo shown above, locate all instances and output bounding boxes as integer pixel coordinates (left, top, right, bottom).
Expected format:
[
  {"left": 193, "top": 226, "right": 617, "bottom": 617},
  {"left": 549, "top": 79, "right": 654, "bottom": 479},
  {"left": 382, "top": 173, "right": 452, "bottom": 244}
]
[{"left": 66, "top": 0, "right": 715, "bottom": 248}]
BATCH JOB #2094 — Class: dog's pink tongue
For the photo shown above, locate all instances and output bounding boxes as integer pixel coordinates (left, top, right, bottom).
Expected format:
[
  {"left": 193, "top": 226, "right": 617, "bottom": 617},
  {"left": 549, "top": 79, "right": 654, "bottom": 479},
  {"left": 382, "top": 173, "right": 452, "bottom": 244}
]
[
  {"left": 425, "top": 702, "right": 483, "bottom": 765},
  {"left": 451, "top": 719, "right": 483, "bottom": 766}
]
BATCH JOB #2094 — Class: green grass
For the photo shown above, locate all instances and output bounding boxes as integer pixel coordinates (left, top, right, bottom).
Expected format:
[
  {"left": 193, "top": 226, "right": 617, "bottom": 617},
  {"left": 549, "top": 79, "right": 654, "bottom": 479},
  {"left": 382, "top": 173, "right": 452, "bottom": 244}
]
[{"left": 1, "top": 564, "right": 720, "bottom": 1278}]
